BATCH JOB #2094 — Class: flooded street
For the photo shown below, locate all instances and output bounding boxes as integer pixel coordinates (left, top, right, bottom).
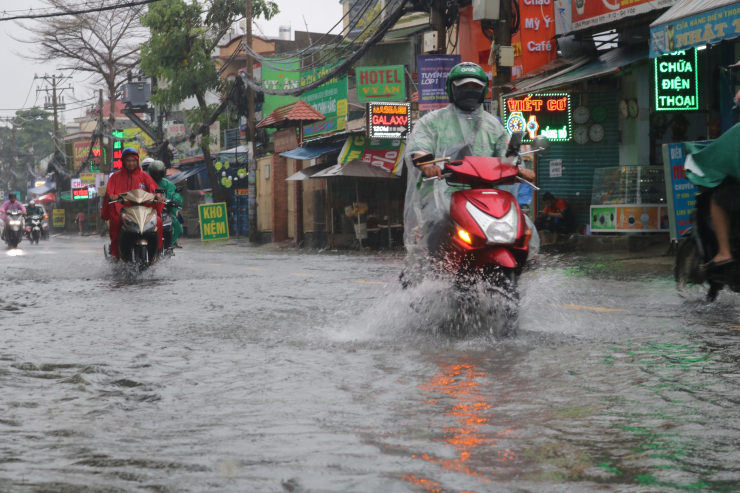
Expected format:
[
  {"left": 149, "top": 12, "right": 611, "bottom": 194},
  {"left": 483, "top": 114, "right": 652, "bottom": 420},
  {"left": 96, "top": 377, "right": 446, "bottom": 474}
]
[{"left": 2, "top": 237, "right": 740, "bottom": 492}]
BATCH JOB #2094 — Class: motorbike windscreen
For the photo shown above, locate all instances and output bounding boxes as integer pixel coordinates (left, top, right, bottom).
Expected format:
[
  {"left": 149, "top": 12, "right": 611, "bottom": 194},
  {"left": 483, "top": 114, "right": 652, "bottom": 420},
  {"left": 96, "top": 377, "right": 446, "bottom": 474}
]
[{"left": 403, "top": 104, "right": 509, "bottom": 263}]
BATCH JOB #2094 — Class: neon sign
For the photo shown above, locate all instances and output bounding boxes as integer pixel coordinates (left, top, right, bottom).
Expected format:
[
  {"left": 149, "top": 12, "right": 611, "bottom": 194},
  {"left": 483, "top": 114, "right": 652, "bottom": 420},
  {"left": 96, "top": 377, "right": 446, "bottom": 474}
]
[
  {"left": 72, "top": 187, "right": 89, "bottom": 200},
  {"left": 89, "top": 148, "right": 106, "bottom": 172},
  {"left": 367, "top": 102, "right": 411, "bottom": 139},
  {"left": 503, "top": 93, "right": 571, "bottom": 142},
  {"left": 112, "top": 130, "right": 123, "bottom": 169},
  {"left": 654, "top": 49, "right": 698, "bottom": 112}
]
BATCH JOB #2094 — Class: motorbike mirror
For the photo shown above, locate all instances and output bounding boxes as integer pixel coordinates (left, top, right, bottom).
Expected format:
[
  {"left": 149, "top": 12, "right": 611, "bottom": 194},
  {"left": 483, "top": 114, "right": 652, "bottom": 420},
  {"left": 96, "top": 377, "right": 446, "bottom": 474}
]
[
  {"left": 532, "top": 135, "right": 550, "bottom": 155},
  {"left": 154, "top": 188, "right": 165, "bottom": 194}
]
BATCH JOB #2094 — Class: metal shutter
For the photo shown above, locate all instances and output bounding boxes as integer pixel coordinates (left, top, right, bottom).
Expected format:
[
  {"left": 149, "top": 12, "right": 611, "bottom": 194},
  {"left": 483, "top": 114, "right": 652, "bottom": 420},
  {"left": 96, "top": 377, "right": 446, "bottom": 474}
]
[{"left": 535, "top": 91, "right": 620, "bottom": 228}]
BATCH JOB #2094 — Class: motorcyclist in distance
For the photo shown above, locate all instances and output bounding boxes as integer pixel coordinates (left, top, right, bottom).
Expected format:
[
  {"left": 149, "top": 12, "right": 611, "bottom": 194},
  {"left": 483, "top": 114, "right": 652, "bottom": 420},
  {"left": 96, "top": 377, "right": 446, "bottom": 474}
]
[
  {"left": 102, "top": 148, "right": 164, "bottom": 259},
  {"left": 147, "top": 159, "right": 184, "bottom": 248},
  {"left": 403, "top": 62, "right": 536, "bottom": 265},
  {"left": 1, "top": 192, "right": 26, "bottom": 241},
  {"left": 25, "top": 200, "right": 44, "bottom": 218}
]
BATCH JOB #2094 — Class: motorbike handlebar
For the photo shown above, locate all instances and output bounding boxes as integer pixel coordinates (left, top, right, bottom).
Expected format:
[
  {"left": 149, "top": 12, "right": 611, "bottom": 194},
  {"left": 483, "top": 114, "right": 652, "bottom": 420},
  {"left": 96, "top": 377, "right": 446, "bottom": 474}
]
[{"left": 422, "top": 173, "right": 453, "bottom": 183}]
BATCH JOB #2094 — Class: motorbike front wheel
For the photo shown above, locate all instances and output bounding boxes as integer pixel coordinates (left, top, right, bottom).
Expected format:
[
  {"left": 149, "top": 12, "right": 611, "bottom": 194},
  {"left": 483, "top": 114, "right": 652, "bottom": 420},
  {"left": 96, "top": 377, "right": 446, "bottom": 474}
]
[
  {"left": 133, "top": 244, "right": 149, "bottom": 271},
  {"left": 32, "top": 231, "right": 40, "bottom": 245},
  {"left": 675, "top": 238, "right": 721, "bottom": 302}
]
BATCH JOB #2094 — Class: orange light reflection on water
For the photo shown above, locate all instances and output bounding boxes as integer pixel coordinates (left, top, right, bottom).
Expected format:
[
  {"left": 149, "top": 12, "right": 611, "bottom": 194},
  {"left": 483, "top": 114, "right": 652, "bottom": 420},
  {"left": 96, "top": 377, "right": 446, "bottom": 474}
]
[{"left": 408, "top": 361, "right": 517, "bottom": 487}]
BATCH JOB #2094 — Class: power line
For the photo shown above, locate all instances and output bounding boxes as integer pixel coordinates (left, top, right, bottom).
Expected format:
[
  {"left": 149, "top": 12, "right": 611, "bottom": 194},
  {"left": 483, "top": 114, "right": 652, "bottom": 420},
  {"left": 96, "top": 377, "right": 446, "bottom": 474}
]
[{"left": 0, "top": 0, "right": 160, "bottom": 21}]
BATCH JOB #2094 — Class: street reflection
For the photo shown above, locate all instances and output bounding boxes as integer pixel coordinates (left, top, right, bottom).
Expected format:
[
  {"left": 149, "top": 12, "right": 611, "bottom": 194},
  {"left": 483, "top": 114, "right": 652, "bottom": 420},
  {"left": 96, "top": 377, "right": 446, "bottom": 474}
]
[{"left": 406, "top": 359, "right": 514, "bottom": 490}]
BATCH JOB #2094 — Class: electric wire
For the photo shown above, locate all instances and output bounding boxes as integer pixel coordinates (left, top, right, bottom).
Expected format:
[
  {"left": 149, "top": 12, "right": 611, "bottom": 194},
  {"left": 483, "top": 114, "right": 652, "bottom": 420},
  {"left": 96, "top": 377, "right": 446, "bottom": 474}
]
[
  {"left": 246, "top": 0, "right": 397, "bottom": 73},
  {"left": 0, "top": 0, "right": 161, "bottom": 21},
  {"left": 241, "top": 0, "right": 410, "bottom": 96}
]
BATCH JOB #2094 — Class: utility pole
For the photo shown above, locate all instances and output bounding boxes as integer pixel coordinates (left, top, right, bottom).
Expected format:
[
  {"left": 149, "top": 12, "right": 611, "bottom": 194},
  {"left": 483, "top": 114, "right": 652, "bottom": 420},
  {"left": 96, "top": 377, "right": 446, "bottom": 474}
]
[
  {"left": 37, "top": 74, "right": 73, "bottom": 207},
  {"left": 431, "top": 0, "right": 446, "bottom": 54},
  {"left": 490, "top": 1, "right": 512, "bottom": 116},
  {"left": 97, "top": 89, "right": 104, "bottom": 233},
  {"left": 247, "top": 0, "right": 259, "bottom": 244}
]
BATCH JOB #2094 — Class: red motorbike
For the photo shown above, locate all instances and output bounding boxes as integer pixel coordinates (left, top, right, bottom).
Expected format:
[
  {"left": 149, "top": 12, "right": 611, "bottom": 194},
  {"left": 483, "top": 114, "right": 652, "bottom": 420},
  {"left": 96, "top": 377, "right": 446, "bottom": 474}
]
[{"left": 406, "top": 132, "right": 547, "bottom": 333}]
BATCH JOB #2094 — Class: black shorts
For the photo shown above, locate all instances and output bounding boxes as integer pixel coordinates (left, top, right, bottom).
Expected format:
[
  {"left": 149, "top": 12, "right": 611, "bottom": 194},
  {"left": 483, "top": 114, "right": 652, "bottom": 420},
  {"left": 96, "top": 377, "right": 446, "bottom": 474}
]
[{"left": 713, "top": 179, "right": 740, "bottom": 212}]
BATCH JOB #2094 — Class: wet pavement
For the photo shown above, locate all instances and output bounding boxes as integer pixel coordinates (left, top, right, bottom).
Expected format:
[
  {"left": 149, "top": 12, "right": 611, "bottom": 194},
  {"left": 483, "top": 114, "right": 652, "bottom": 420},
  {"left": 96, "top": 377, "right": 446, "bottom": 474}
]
[{"left": 1, "top": 236, "right": 740, "bottom": 492}]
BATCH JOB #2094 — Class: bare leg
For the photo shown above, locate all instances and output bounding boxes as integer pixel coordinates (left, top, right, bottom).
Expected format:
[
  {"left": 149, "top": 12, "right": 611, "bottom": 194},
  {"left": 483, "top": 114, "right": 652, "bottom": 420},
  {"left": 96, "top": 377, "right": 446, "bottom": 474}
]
[
  {"left": 553, "top": 232, "right": 561, "bottom": 244},
  {"left": 711, "top": 198, "right": 733, "bottom": 263},
  {"left": 538, "top": 230, "right": 546, "bottom": 245}
]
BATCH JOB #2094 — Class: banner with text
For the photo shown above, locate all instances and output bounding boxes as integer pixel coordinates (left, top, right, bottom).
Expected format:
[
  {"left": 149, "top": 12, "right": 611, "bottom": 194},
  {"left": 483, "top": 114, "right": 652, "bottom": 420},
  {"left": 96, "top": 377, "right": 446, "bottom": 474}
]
[
  {"left": 572, "top": 0, "right": 678, "bottom": 32},
  {"left": 300, "top": 61, "right": 348, "bottom": 138},
  {"left": 417, "top": 54, "right": 461, "bottom": 110},
  {"left": 338, "top": 135, "right": 405, "bottom": 176},
  {"left": 650, "top": 2, "right": 740, "bottom": 57},
  {"left": 662, "top": 142, "right": 701, "bottom": 240}
]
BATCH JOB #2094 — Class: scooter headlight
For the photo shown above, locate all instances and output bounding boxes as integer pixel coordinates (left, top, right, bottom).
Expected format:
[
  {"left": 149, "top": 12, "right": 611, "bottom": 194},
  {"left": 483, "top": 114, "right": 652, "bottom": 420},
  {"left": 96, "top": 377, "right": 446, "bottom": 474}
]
[
  {"left": 465, "top": 201, "right": 519, "bottom": 245},
  {"left": 121, "top": 212, "right": 140, "bottom": 233},
  {"left": 143, "top": 216, "right": 157, "bottom": 233}
]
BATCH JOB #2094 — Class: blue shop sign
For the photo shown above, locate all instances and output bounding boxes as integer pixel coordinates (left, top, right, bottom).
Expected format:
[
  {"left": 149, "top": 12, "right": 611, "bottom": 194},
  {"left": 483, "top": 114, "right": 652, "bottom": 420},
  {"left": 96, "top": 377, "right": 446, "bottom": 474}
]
[{"left": 650, "top": 2, "right": 740, "bottom": 57}]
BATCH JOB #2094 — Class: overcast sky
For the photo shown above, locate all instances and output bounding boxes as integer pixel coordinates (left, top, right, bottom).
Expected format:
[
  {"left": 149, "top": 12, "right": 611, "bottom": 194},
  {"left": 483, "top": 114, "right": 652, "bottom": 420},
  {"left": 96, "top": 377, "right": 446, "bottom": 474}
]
[{"left": 0, "top": 0, "right": 344, "bottom": 121}]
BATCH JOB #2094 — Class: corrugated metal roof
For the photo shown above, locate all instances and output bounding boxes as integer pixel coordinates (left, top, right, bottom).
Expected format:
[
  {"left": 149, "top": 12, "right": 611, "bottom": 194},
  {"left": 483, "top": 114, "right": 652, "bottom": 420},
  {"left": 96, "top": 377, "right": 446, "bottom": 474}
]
[
  {"left": 257, "top": 100, "right": 326, "bottom": 129},
  {"left": 384, "top": 24, "right": 429, "bottom": 40},
  {"left": 651, "top": 0, "right": 740, "bottom": 27},
  {"left": 507, "top": 46, "right": 649, "bottom": 97}
]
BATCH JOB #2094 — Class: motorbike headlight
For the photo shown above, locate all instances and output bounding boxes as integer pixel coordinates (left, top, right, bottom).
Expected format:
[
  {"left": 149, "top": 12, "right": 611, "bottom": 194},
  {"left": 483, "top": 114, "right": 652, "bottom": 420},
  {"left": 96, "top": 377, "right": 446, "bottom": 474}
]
[
  {"left": 143, "top": 216, "right": 157, "bottom": 233},
  {"left": 121, "top": 212, "right": 140, "bottom": 233},
  {"left": 465, "top": 201, "right": 519, "bottom": 245},
  {"left": 8, "top": 220, "right": 21, "bottom": 226}
]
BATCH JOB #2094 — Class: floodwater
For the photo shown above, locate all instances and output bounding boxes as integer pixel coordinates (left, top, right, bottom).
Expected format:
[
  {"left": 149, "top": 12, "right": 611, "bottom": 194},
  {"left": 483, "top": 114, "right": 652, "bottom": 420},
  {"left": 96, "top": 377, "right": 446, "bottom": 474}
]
[{"left": 1, "top": 237, "right": 740, "bottom": 492}]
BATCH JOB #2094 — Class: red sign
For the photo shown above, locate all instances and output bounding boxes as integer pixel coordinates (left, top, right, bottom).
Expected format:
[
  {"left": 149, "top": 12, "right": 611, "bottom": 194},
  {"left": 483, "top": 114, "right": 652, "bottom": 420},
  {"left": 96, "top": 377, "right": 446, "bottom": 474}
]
[
  {"left": 72, "top": 187, "right": 89, "bottom": 200},
  {"left": 273, "top": 128, "right": 299, "bottom": 153},
  {"left": 511, "top": 0, "right": 557, "bottom": 79},
  {"left": 572, "top": 0, "right": 679, "bottom": 32}
]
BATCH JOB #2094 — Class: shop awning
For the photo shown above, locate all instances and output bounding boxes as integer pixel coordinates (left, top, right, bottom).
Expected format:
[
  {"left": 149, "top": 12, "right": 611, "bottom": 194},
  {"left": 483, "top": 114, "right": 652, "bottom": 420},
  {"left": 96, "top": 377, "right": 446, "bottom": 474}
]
[
  {"left": 649, "top": 0, "right": 740, "bottom": 57},
  {"left": 167, "top": 164, "right": 206, "bottom": 184},
  {"left": 311, "top": 160, "right": 399, "bottom": 179},
  {"left": 280, "top": 142, "right": 346, "bottom": 160},
  {"left": 27, "top": 181, "right": 55, "bottom": 195},
  {"left": 286, "top": 163, "right": 335, "bottom": 181},
  {"left": 216, "top": 144, "right": 249, "bottom": 164},
  {"left": 506, "top": 46, "right": 649, "bottom": 97}
]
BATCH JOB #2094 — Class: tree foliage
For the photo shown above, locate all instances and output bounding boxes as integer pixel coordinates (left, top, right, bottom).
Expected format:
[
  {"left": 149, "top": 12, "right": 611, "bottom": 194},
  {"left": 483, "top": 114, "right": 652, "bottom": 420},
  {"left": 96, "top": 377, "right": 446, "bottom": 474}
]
[
  {"left": 140, "top": 0, "right": 278, "bottom": 203},
  {"left": 17, "top": 0, "right": 147, "bottom": 125}
]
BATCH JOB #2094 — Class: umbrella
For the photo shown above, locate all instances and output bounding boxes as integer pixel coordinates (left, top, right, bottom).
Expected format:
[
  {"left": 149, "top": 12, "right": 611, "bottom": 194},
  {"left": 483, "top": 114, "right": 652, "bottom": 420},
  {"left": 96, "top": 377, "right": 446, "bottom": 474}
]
[
  {"left": 286, "top": 162, "right": 335, "bottom": 181},
  {"left": 311, "top": 160, "right": 398, "bottom": 249}
]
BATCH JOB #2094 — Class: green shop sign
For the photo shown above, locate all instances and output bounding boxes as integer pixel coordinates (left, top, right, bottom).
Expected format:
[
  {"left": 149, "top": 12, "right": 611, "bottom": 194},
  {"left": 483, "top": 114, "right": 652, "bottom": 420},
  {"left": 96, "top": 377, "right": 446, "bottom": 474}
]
[
  {"left": 300, "top": 61, "right": 348, "bottom": 138},
  {"left": 356, "top": 65, "right": 406, "bottom": 103},
  {"left": 262, "top": 57, "right": 300, "bottom": 134},
  {"left": 654, "top": 49, "right": 698, "bottom": 112},
  {"left": 198, "top": 202, "right": 229, "bottom": 241}
]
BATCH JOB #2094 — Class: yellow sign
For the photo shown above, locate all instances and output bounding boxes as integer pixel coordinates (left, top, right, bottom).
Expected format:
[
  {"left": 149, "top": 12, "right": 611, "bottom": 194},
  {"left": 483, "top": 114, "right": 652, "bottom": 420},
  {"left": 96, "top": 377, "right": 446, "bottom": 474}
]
[
  {"left": 198, "top": 202, "right": 229, "bottom": 241},
  {"left": 80, "top": 172, "right": 96, "bottom": 186},
  {"left": 52, "top": 209, "right": 65, "bottom": 227}
]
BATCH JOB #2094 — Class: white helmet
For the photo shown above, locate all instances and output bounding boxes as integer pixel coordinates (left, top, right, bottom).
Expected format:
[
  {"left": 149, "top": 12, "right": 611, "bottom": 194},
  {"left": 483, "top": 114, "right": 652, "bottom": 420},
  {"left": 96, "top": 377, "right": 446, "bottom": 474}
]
[{"left": 141, "top": 157, "right": 155, "bottom": 170}]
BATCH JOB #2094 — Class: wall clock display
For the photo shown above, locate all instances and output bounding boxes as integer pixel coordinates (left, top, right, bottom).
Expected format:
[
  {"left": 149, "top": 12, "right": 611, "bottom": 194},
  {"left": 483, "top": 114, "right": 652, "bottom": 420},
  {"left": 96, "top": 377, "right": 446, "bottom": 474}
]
[
  {"left": 574, "top": 125, "right": 589, "bottom": 144},
  {"left": 588, "top": 123, "right": 605, "bottom": 143},
  {"left": 619, "top": 100, "right": 629, "bottom": 119},
  {"left": 628, "top": 99, "right": 639, "bottom": 119},
  {"left": 591, "top": 106, "right": 607, "bottom": 123},
  {"left": 573, "top": 105, "right": 590, "bottom": 125}
]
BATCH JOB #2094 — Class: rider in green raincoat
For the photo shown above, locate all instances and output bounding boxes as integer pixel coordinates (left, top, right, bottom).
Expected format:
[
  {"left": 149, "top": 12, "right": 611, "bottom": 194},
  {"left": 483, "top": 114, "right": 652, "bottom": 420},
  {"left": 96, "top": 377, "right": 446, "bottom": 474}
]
[
  {"left": 147, "top": 160, "right": 183, "bottom": 247},
  {"left": 403, "top": 62, "right": 537, "bottom": 278},
  {"left": 683, "top": 89, "right": 740, "bottom": 268}
]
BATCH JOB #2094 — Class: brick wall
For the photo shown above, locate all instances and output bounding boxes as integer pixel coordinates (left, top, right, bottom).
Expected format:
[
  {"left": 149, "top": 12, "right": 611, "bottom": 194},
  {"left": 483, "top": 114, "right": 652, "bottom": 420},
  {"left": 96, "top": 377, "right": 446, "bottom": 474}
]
[
  {"left": 294, "top": 160, "right": 304, "bottom": 245},
  {"left": 271, "top": 154, "right": 288, "bottom": 242}
]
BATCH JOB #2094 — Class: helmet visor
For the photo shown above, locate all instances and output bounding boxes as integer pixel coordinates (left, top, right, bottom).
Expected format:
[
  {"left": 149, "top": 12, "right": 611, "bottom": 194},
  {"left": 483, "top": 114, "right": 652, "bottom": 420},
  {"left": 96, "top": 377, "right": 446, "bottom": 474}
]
[{"left": 452, "top": 77, "right": 486, "bottom": 88}]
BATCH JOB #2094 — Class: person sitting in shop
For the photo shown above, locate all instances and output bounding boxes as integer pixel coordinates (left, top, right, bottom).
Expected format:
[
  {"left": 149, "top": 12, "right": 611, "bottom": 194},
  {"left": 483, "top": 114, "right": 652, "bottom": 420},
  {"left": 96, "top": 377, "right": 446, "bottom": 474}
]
[{"left": 535, "top": 192, "right": 575, "bottom": 245}]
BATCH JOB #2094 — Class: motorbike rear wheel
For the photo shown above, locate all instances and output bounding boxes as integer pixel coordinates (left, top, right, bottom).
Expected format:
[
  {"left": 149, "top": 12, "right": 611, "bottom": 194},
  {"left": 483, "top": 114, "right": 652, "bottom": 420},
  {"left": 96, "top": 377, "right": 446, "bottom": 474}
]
[{"left": 675, "top": 238, "right": 721, "bottom": 302}]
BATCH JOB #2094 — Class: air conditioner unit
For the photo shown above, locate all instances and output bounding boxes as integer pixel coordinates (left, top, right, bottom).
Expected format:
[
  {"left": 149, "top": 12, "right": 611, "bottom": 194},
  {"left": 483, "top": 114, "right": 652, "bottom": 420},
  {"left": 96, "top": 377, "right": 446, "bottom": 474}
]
[
  {"left": 473, "top": 0, "right": 500, "bottom": 21},
  {"left": 423, "top": 32, "right": 438, "bottom": 53}
]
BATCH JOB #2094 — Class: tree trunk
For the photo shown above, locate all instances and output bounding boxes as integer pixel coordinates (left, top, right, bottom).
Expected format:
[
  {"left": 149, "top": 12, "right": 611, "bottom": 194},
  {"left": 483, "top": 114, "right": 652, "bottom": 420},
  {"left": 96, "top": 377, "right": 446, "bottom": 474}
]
[{"left": 196, "top": 93, "right": 228, "bottom": 205}]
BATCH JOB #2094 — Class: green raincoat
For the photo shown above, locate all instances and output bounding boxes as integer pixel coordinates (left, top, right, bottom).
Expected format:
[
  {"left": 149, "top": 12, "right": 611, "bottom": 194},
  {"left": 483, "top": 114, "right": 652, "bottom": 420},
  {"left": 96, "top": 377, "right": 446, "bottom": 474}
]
[
  {"left": 684, "top": 124, "right": 740, "bottom": 189},
  {"left": 157, "top": 177, "right": 183, "bottom": 245}
]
